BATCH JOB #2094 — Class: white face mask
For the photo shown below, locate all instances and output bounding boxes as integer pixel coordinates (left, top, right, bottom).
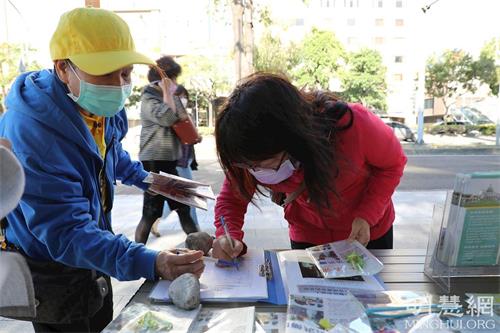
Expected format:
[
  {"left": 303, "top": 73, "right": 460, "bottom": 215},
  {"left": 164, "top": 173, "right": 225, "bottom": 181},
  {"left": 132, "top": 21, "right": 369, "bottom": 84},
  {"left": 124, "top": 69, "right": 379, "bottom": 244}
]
[
  {"left": 248, "top": 159, "right": 297, "bottom": 184},
  {"left": 0, "top": 146, "right": 25, "bottom": 218}
]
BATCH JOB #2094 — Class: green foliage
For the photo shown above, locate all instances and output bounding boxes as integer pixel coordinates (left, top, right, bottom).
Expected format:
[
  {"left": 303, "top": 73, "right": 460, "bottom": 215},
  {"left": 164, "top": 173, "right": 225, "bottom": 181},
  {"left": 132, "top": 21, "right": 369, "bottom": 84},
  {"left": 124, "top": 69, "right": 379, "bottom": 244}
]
[
  {"left": 428, "top": 124, "right": 496, "bottom": 136},
  {"left": 125, "top": 85, "right": 143, "bottom": 108},
  {"left": 476, "top": 38, "right": 500, "bottom": 96},
  {"left": 253, "top": 32, "right": 299, "bottom": 75},
  {"left": 468, "top": 124, "right": 496, "bottom": 136},
  {"left": 179, "top": 55, "right": 231, "bottom": 100},
  {"left": 197, "top": 126, "right": 215, "bottom": 136},
  {"left": 340, "top": 48, "right": 387, "bottom": 111},
  {"left": 425, "top": 49, "right": 475, "bottom": 111},
  {"left": 428, "top": 124, "right": 467, "bottom": 135},
  {"left": 0, "top": 43, "right": 41, "bottom": 113},
  {"left": 425, "top": 48, "right": 499, "bottom": 114},
  {"left": 256, "top": 5, "right": 273, "bottom": 27},
  {"left": 291, "top": 28, "right": 346, "bottom": 89}
]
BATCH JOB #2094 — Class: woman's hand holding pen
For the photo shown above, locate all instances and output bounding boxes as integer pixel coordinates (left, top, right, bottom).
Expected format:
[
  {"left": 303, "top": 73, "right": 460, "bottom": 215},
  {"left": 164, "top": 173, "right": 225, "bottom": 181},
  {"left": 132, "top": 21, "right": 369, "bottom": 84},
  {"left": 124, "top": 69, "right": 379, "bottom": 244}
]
[{"left": 212, "top": 236, "right": 244, "bottom": 262}]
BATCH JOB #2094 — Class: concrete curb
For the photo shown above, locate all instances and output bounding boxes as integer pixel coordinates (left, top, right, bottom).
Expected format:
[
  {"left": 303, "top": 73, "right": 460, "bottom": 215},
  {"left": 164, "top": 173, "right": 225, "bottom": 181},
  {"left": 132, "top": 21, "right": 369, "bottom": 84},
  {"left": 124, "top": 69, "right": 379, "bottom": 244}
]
[{"left": 403, "top": 145, "right": 500, "bottom": 155}]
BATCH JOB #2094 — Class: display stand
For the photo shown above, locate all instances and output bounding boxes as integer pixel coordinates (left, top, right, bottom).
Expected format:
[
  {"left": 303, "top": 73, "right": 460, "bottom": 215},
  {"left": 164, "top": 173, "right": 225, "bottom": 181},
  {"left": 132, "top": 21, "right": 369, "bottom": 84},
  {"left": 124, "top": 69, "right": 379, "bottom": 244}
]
[{"left": 424, "top": 186, "right": 500, "bottom": 293}]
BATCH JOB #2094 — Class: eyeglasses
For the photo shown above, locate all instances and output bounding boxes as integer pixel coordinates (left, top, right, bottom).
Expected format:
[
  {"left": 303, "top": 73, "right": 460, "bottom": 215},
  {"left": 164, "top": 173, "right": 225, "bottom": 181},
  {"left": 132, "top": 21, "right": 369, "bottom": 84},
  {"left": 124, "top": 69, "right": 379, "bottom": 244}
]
[{"left": 233, "top": 151, "right": 287, "bottom": 171}]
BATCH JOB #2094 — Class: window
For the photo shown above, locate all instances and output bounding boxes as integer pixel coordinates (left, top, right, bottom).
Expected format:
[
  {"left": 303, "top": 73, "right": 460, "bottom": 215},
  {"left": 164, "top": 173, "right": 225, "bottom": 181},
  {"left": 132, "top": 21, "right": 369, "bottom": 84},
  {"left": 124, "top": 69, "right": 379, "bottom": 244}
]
[
  {"left": 321, "top": 0, "right": 334, "bottom": 8},
  {"left": 375, "top": 18, "right": 384, "bottom": 26},
  {"left": 295, "top": 18, "right": 304, "bottom": 26},
  {"left": 396, "top": 0, "right": 403, "bottom": 8},
  {"left": 375, "top": 37, "right": 384, "bottom": 45},
  {"left": 347, "top": 37, "right": 358, "bottom": 45},
  {"left": 347, "top": 18, "right": 356, "bottom": 26},
  {"left": 395, "top": 19, "right": 404, "bottom": 26},
  {"left": 393, "top": 73, "right": 403, "bottom": 81},
  {"left": 424, "top": 98, "right": 434, "bottom": 109},
  {"left": 395, "top": 56, "right": 403, "bottom": 63},
  {"left": 345, "top": 0, "right": 358, "bottom": 7},
  {"left": 377, "top": 0, "right": 383, "bottom": 8}
]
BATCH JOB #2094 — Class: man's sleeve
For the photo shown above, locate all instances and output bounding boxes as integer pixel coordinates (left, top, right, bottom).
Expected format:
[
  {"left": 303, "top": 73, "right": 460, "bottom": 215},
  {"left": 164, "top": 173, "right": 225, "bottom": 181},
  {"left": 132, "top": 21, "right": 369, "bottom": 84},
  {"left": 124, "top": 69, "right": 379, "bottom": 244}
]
[{"left": 18, "top": 152, "right": 158, "bottom": 281}]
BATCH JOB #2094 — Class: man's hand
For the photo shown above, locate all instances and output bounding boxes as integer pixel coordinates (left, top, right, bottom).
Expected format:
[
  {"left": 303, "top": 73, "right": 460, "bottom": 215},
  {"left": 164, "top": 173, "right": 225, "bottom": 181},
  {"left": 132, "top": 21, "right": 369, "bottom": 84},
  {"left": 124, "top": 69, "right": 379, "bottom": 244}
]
[
  {"left": 155, "top": 248, "right": 204, "bottom": 280},
  {"left": 347, "top": 217, "right": 371, "bottom": 246},
  {"left": 212, "top": 236, "right": 244, "bottom": 261}
]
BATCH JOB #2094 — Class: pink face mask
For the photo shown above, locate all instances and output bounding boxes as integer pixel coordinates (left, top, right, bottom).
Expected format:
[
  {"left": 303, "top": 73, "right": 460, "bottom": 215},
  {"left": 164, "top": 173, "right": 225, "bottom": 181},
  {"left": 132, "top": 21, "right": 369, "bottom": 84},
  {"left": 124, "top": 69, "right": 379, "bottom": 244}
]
[{"left": 248, "top": 159, "right": 297, "bottom": 184}]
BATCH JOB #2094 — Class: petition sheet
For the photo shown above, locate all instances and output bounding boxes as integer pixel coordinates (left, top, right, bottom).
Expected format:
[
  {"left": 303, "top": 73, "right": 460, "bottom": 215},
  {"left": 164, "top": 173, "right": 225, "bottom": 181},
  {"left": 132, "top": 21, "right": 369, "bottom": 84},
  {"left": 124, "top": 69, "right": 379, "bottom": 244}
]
[{"left": 150, "top": 249, "right": 268, "bottom": 301}]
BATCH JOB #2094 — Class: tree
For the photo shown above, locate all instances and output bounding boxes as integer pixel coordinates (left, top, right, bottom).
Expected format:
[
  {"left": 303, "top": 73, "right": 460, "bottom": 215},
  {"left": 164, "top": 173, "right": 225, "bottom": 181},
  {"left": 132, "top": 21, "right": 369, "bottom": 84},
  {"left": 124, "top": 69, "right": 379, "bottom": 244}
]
[
  {"left": 178, "top": 55, "right": 232, "bottom": 127},
  {"left": 475, "top": 38, "right": 500, "bottom": 96},
  {"left": 425, "top": 48, "right": 499, "bottom": 117},
  {"left": 340, "top": 48, "right": 387, "bottom": 111},
  {"left": 0, "top": 43, "right": 41, "bottom": 114},
  {"left": 253, "top": 31, "right": 299, "bottom": 75},
  {"left": 292, "top": 28, "right": 346, "bottom": 90},
  {"left": 425, "top": 49, "right": 477, "bottom": 116}
]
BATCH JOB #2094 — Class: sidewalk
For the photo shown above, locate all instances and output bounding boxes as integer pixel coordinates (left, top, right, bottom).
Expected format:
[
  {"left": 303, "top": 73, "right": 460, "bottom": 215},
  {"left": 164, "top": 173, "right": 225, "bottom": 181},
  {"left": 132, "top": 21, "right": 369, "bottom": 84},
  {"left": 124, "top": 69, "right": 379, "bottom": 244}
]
[
  {"left": 0, "top": 190, "right": 447, "bottom": 332},
  {"left": 121, "top": 127, "right": 500, "bottom": 162}
]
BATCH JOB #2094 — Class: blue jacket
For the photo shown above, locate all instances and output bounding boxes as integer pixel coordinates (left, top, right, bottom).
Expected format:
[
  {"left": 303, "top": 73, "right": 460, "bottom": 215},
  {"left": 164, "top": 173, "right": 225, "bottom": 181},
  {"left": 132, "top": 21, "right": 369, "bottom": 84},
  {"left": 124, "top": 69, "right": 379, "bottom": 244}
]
[{"left": 0, "top": 69, "right": 158, "bottom": 281}]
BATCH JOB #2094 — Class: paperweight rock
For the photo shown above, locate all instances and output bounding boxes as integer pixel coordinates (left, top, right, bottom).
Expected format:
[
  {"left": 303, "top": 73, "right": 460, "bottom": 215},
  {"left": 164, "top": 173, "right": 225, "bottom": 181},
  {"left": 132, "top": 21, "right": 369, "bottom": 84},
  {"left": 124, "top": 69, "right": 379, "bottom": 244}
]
[
  {"left": 185, "top": 232, "right": 213, "bottom": 255},
  {"left": 168, "top": 273, "right": 200, "bottom": 310}
]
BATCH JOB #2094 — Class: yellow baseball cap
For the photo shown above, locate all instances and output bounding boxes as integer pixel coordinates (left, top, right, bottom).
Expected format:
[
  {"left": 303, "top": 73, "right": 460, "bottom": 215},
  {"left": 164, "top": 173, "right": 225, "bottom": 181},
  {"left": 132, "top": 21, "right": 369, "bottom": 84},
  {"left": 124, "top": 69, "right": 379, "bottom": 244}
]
[{"left": 50, "top": 7, "right": 154, "bottom": 75}]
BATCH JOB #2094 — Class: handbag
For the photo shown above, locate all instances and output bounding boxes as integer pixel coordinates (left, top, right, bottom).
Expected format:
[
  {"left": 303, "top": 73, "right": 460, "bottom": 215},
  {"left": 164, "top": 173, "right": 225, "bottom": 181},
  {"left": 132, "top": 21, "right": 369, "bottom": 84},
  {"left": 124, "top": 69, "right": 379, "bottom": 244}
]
[
  {"left": 2, "top": 250, "right": 109, "bottom": 324},
  {"left": 172, "top": 116, "right": 200, "bottom": 145}
]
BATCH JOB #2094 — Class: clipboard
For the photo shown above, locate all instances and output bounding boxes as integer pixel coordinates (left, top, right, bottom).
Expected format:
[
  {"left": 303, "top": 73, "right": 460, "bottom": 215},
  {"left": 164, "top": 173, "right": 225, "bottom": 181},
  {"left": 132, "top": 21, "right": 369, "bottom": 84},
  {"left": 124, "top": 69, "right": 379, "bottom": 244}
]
[{"left": 148, "top": 250, "right": 384, "bottom": 306}]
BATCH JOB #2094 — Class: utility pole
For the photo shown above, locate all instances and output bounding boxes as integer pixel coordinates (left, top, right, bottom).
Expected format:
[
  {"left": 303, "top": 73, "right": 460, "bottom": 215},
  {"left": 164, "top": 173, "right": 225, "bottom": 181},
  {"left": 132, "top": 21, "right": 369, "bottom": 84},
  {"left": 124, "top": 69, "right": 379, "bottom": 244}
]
[{"left": 415, "top": 0, "right": 443, "bottom": 145}]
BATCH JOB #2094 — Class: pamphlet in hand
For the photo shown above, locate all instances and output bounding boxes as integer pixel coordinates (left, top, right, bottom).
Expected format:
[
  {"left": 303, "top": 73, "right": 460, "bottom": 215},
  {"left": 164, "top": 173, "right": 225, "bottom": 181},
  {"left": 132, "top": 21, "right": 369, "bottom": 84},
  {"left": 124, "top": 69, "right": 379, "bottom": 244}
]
[
  {"left": 306, "top": 240, "right": 383, "bottom": 278},
  {"left": 144, "top": 171, "right": 215, "bottom": 210},
  {"left": 285, "top": 292, "right": 372, "bottom": 333}
]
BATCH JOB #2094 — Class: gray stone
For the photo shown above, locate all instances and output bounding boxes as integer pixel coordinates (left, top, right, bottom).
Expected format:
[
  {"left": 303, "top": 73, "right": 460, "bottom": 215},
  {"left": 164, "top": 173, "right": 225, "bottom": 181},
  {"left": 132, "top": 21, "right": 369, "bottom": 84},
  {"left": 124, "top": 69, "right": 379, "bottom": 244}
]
[
  {"left": 185, "top": 232, "right": 213, "bottom": 255},
  {"left": 168, "top": 273, "right": 200, "bottom": 310}
]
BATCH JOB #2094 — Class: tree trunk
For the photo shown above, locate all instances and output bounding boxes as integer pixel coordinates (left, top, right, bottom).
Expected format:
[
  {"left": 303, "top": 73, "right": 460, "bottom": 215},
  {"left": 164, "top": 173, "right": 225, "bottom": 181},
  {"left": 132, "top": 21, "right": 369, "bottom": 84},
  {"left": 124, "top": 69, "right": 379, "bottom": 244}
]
[
  {"left": 231, "top": 0, "right": 254, "bottom": 81},
  {"left": 442, "top": 98, "right": 451, "bottom": 124}
]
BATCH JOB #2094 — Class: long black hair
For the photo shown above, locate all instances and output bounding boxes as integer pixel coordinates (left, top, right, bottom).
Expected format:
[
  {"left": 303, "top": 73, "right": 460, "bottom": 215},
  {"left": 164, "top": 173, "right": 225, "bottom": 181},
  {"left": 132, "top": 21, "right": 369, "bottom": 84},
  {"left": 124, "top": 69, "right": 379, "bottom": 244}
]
[{"left": 215, "top": 73, "right": 353, "bottom": 208}]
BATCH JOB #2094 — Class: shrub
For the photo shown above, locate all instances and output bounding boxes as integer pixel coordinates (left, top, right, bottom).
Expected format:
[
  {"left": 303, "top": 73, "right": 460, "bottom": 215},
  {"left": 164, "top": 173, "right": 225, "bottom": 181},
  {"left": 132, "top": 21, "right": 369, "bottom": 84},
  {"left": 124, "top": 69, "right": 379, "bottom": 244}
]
[
  {"left": 428, "top": 124, "right": 467, "bottom": 135},
  {"left": 197, "top": 126, "right": 214, "bottom": 136},
  {"left": 466, "top": 124, "right": 496, "bottom": 136}
]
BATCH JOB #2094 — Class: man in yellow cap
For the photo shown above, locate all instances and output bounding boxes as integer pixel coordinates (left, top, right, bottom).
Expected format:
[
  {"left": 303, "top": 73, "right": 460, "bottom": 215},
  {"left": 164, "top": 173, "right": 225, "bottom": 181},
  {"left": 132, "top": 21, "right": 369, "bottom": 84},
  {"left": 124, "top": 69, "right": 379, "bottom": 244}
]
[{"left": 0, "top": 8, "right": 204, "bottom": 332}]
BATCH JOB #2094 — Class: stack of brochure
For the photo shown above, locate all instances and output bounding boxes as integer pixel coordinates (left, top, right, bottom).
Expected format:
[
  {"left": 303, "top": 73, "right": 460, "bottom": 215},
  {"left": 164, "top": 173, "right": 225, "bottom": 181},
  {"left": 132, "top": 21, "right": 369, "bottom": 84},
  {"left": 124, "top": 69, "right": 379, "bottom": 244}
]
[
  {"left": 285, "top": 291, "right": 372, "bottom": 333},
  {"left": 144, "top": 171, "right": 215, "bottom": 210},
  {"left": 437, "top": 171, "right": 500, "bottom": 267}
]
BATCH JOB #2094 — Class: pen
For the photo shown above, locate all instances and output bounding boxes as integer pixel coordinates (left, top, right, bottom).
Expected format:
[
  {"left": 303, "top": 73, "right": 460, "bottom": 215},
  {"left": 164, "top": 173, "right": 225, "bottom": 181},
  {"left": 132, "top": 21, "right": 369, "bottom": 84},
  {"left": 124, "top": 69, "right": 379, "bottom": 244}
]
[
  {"left": 219, "top": 215, "right": 239, "bottom": 270},
  {"left": 366, "top": 304, "right": 442, "bottom": 319}
]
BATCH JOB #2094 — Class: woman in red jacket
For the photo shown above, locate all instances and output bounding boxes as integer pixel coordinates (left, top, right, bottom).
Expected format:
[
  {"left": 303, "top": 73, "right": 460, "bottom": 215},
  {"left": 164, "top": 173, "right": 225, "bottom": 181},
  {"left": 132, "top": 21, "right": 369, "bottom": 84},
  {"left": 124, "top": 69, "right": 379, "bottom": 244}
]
[{"left": 212, "top": 73, "right": 407, "bottom": 261}]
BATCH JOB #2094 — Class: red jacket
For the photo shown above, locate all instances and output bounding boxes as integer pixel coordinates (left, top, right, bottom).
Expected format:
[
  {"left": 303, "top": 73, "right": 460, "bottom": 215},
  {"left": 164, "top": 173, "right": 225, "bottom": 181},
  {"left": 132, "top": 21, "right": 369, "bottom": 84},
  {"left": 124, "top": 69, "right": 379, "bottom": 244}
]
[{"left": 214, "top": 103, "right": 407, "bottom": 245}]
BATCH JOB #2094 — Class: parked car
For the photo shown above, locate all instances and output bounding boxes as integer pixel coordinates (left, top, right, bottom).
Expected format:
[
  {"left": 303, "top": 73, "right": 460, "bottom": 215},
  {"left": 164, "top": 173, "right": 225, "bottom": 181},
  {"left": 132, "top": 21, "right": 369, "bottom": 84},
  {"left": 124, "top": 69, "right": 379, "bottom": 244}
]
[
  {"left": 450, "top": 107, "right": 493, "bottom": 125},
  {"left": 433, "top": 120, "right": 468, "bottom": 127},
  {"left": 383, "top": 120, "right": 416, "bottom": 142}
]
